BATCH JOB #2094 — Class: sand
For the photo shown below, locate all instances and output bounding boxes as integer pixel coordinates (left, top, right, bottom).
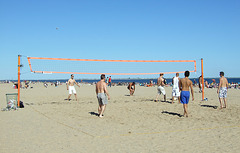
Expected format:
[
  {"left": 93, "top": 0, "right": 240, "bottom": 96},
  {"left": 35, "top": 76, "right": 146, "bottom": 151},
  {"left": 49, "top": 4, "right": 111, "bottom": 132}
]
[{"left": 0, "top": 83, "right": 240, "bottom": 153}]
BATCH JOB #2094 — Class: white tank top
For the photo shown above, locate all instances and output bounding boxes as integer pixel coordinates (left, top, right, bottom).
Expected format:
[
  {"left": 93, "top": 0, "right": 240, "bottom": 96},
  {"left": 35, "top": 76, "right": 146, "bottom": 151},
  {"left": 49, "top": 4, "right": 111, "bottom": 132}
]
[{"left": 173, "top": 77, "right": 179, "bottom": 89}]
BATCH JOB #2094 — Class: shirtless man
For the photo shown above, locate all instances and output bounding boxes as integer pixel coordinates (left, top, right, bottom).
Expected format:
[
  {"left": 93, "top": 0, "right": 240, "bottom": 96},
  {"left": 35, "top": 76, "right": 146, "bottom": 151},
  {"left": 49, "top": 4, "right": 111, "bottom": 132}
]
[
  {"left": 96, "top": 74, "right": 110, "bottom": 118},
  {"left": 67, "top": 74, "right": 80, "bottom": 101},
  {"left": 155, "top": 73, "right": 166, "bottom": 102},
  {"left": 127, "top": 82, "right": 135, "bottom": 96},
  {"left": 217, "top": 71, "right": 228, "bottom": 109},
  {"left": 179, "top": 71, "right": 194, "bottom": 117},
  {"left": 172, "top": 73, "right": 180, "bottom": 104}
]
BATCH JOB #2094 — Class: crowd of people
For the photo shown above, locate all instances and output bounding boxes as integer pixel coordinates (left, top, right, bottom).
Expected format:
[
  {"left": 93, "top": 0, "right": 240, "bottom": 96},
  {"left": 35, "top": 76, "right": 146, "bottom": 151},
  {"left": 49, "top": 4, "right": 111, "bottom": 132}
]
[
  {"left": 3, "top": 71, "right": 237, "bottom": 118},
  {"left": 64, "top": 71, "right": 229, "bottom": 118},
  {"left": 99, "top": 71, "right": 230, "bottom": 118}
]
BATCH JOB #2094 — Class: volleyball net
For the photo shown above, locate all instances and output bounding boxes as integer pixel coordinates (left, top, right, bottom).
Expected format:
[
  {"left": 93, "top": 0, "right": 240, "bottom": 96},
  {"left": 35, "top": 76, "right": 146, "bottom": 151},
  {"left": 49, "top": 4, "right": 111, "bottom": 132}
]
[
  {"left": 16, "top": 56, "right": 200, "bottom": 107},
  {"left": 27, "top": 57, "right": 196, "bottom": 78}
]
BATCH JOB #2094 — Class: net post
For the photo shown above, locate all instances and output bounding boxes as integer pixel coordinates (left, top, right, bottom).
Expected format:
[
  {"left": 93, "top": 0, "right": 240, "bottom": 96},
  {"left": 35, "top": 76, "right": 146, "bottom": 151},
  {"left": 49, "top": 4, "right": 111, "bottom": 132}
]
[
  {"left": 201, "top": 58, "right": 204, "bottom": 101},
  {"left": 194, "top": 60, "right": 197, "bottom": 72},
  {"left": 17, "top": 55, "right": 21, "bottom": 107}
]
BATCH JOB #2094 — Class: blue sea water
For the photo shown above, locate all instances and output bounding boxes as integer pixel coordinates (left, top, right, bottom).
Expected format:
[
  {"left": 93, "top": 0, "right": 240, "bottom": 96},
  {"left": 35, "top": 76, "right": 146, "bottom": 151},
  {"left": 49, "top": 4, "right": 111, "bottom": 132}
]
[
  {"left": 99, "top": 78, "right": 239, "bottom": 84},
  {"left": 8, "top": 77, "right": 240, "bottom": 84}
]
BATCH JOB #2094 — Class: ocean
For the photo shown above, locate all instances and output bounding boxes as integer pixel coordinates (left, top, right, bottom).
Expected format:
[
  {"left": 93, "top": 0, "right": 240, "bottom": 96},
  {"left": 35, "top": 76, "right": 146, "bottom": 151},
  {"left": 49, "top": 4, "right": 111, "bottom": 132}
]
[{"left": 6, "top": 77, "right": 240, "bottom": 84}]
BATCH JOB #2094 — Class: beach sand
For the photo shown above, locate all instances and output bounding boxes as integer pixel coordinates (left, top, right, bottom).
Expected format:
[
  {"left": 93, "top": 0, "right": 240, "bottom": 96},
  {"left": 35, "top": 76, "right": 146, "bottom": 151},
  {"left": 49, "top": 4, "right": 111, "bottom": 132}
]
[{"left": 0, "top": 83, "right": 240, "bottom": 153}]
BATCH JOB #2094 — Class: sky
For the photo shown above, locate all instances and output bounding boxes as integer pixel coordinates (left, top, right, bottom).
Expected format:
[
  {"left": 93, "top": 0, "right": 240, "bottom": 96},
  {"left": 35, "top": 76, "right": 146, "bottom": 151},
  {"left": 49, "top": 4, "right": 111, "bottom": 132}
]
[{"left": 0, "top": 0, "right": 239, "bottom": 80}]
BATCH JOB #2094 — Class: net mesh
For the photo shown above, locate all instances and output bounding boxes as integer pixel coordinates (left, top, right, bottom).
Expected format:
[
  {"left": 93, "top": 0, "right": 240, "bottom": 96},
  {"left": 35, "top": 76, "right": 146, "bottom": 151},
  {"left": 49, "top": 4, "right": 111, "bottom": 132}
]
[{"left": 27, "top": 57, "right": 196, "bottom": 79}]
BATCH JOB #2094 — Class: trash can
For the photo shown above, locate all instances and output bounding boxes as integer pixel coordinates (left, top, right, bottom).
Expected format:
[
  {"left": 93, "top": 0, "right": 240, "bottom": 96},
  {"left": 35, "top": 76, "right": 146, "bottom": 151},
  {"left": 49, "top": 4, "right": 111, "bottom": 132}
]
[{"left": 6, "top": 93, "right": 18, "bottom": 109}]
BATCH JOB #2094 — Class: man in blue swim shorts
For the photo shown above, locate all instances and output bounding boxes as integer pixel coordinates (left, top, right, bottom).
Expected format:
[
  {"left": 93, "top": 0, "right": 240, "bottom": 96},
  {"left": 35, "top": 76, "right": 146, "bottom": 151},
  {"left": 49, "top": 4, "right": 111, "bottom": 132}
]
[
  {"left": 179, "top": 71, "right": 194, "bottom": 117},
  {"left": 217, "top": 71, "right": 228, "bottom": 109}
]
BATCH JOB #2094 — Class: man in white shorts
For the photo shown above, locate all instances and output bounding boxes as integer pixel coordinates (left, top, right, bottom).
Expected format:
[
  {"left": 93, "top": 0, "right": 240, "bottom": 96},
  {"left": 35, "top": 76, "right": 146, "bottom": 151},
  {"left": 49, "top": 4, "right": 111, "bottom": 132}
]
[
  {"left": 67, "top": 74, "right": 80, "bottom": 101},
  {"left": 172, "top": 73, "right": 180, "bottom": 104},
  {"left": 155, "top": 73, "right": 166, "bottom": 102}
]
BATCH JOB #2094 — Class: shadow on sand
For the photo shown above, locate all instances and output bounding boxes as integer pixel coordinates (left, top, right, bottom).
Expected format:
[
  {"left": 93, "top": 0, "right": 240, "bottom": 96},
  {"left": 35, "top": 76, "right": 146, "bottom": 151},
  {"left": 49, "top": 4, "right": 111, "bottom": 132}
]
[
  {"left": 160, "top": 100, "right": 172, "bottom": 104},
  {"left": 201, "top": 105, "right": 218, "bottom": 109},
  {"left": 162, "top": 111, "right": 183, "bottom": 117},
  {"left": 145, "top": 99, "right": 172, "bottom": 104},
  {"left": 64, "top": 98, "right": 72, "bottom": 101},
  {"left": 89, "top": 112, "right": 99, "bottom": 117}
]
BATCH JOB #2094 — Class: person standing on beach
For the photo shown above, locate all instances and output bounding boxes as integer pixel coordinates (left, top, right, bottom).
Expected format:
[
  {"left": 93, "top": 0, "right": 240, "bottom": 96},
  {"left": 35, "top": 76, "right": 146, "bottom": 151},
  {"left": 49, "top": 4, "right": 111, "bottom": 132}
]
[
  {"left": 67, "top": 74, "right": 80, "bottom": 101},
  {"left": 108, "top": 76, "right": 112, "bottom": 87},
  {"left": 127, "top": 82, "right": 135, "bottom": 96},
  {"left": 217, "top": 71, "right": 228, "bottom": 109},
  {"left": 198, "top": 75, "right": 204, "bottom": 93},
  {"left": 172, "top": 73, "right": 180, "bottom": 104},
  {"left": 96, "top": 74, "right": 110, "bottom": 118},
  {"left": 106, "top": 77, "right": 109, "bottom": 84},
  {"left": 155, "top": 73, "right": 166, "bottom": 102},
  {"left": 179, "top": 71, "right": 194, "bottom": 117}
]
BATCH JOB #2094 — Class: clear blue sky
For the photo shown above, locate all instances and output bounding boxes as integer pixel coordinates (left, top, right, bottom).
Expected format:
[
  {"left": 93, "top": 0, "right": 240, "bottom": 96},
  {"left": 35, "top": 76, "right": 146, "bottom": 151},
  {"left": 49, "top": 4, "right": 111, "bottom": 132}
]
[{"left": 0, "top": 0, "right": 239, "bottom": 80}]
